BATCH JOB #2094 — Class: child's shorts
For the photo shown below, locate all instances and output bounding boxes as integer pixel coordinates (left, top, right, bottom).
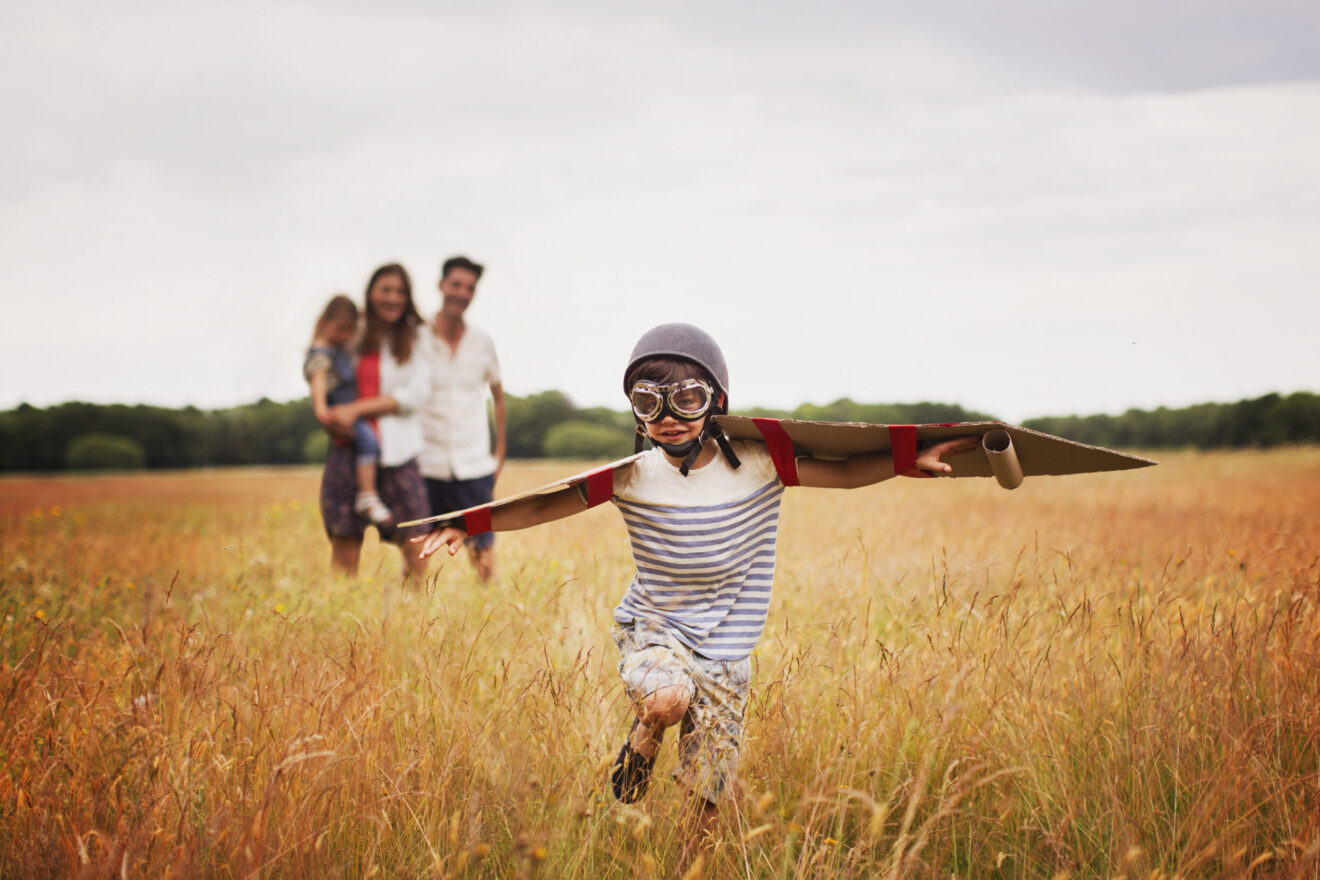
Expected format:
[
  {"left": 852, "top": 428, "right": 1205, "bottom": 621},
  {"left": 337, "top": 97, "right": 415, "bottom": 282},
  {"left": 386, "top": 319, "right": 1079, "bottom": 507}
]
[{"left": 613, "top": 618, "right": 752, "bottom": 803}]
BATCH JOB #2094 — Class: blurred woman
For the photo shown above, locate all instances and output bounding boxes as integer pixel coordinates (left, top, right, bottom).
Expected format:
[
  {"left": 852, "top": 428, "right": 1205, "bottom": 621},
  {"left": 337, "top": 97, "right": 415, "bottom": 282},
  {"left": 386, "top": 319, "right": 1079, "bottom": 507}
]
[{"left": 319, "top": 263, "right": 432, "bottom": 581}]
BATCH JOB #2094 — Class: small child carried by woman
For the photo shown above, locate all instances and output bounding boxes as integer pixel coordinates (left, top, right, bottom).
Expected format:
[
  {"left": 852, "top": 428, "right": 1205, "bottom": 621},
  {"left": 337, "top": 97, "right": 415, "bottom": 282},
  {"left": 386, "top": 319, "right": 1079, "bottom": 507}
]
[{"left": 304, "top": 295, "right": 392, "bottom": 525}]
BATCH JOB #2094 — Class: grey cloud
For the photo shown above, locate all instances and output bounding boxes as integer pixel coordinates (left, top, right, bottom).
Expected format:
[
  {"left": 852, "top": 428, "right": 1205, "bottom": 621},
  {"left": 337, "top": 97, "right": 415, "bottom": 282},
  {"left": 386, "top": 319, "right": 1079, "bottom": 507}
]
[{"left": 550, "top": 0, "right": 1320, "bottom": 91}]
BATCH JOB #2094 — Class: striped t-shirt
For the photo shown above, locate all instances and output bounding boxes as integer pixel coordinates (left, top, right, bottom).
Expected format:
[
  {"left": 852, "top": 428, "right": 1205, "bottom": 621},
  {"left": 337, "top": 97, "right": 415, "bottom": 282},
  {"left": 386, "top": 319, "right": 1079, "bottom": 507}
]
[{"left": 612, "top": 441, "right": 785, "bottom": 661}]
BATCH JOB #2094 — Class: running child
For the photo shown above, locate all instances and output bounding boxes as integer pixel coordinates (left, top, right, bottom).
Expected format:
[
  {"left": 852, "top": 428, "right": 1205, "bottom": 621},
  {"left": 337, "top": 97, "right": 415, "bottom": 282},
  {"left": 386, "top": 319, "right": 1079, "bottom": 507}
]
[
  {"left": 305, "top": 294, "right": 393, "bottom": 525},
  {"left": 413, "top": 323, "right": 977, "bottom": 832}
]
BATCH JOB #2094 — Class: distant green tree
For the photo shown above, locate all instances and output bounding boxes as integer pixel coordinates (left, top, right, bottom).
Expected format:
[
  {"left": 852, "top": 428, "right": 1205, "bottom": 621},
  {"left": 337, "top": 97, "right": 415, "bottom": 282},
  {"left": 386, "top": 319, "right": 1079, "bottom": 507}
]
[
  {"left": 574, "top": 406, "right": 638, "bottom": 434},
  {"left": 303, "top": 430, "right": 329, "bottom": 463},
  {"left": 544, "top": 420, "right": 634, "bottom": 459},
  {"left": 1273, "top": 392, "right": 1320, "bottom": 445},
  {"left": 505, "top": 390, "right": 576, "bottom": 457},
  {"left": 735, "top": 406, "right": 794, "bottom": 420},
  {"left": 2, "top": 389, "right": 1317, "bottom": 472},
  {"left": 1, "top": 402, "right": 64, "bottom": 470},
  {"left": 735, "top": 399, "right": 994, "bottom": 425},
  {"left": 1022, "top": 392, "right": 1320, "bottom": 449},
  {"left": 65, "top": 433, "right": 146, "bottom": 470}
]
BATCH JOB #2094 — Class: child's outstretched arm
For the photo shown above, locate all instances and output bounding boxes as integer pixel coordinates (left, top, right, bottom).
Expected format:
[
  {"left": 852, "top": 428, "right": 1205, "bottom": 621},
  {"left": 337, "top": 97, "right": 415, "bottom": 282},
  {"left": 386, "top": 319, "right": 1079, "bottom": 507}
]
[
  {"left": 411, "top": 484, "right": 588, "bottom": 559},
  {"left": 797, "top": 435, "right": 980, "bottom": 489}
]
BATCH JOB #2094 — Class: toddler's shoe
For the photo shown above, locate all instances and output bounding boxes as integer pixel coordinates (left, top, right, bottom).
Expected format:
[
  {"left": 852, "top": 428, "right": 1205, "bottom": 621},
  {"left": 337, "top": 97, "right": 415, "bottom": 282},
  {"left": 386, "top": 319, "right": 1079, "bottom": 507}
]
[
  {"left": 354, "top": 492, "right": 393, "bottom": 525},
  {"left": 610, "top": 719, "right": 656, "bottom": 804}
]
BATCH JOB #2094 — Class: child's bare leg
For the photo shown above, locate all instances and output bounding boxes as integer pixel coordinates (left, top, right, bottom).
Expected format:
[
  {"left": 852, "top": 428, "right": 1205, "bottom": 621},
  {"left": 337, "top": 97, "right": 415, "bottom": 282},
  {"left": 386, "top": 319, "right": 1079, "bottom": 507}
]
[
  {"left": 631, "top": 685, "right": 690, "bottom": 756},
  {"left": 355, "top": 460, "right": 378, "bottom": 495},
  {"left": 612, "top": 683, "right": 690, "bottom": 803},
  {"left": 688, "top": 796, "right": 719, "bottom": 837},
  {"left": 677, "top": 797, "right": 721, "bottom": 868}
]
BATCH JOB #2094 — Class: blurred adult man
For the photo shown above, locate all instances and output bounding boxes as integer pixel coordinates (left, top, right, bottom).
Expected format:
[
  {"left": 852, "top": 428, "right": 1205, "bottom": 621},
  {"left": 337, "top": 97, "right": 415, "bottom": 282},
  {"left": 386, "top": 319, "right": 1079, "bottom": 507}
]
[{"left": 420, "top": 255, "right": 507, "bottom": 582}]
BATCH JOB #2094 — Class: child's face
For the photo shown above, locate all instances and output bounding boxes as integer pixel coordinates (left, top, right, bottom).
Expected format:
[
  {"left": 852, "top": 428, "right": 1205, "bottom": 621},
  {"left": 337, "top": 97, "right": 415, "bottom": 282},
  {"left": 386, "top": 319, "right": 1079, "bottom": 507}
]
[
  {"left": 326, "top": 318, "right": 356, "bottom": 347},
  {"left": 631, "top": 362, "right": 714, "bottom": 455},
  {"left": 644, "top": 409, "right": 706, "bottom": 451}
]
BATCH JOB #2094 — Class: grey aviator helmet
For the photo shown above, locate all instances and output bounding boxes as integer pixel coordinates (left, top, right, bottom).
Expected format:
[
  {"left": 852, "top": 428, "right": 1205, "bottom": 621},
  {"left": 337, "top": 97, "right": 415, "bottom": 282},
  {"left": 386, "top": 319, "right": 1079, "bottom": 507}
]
[
  {"left": 624, "top": 322, "right": 740, "bottom": 474},
  {"left": 623, "top": 323, "right": 729, "bottom": 401}
]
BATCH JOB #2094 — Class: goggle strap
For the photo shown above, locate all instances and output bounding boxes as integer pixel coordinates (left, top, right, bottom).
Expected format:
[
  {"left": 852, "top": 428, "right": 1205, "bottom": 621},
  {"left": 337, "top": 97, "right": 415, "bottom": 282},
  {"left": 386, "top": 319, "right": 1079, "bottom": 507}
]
[
  {"left": 678, "top": 423, "right": 743, "bottom": 476},
  {"left": 678, "top": 436, "right": 703, "bottom": 476},
  {"left": 715, "top": 430, "right": 742, "bottom": 470}
]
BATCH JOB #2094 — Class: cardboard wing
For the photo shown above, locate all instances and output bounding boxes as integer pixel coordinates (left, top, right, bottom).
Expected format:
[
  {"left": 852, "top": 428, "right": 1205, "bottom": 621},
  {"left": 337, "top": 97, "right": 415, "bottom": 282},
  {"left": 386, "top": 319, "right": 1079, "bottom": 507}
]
[
  {"left": 396, "top": 452, "right": 647, "bottom": 531},
  {"left": 712, "top": 416, "right": 1155, "bottom": 489},
  {"left": 399, "top": 417, "right": 1154, "bottom": 530}
]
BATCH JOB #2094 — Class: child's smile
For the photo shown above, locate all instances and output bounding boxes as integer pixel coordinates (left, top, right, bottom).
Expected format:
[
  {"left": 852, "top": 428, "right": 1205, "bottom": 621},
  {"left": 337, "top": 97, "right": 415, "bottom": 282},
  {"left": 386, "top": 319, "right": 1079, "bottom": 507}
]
[{"left": 647, "top": 416, "right": 703, "bottom": 449}]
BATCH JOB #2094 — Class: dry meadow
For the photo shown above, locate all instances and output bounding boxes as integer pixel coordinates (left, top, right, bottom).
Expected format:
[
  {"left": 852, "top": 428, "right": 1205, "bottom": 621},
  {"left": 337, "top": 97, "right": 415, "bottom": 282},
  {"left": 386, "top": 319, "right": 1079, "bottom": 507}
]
[{"left": 2, "top": 449, "right": 1318, "bottom": 878}]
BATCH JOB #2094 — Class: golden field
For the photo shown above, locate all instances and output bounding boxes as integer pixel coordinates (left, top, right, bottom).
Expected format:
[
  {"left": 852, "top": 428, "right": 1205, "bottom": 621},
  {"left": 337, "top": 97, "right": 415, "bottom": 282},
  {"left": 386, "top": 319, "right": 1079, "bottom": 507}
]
[{"left": 2, "top": 449, "right": 1319, "bottom": 879}]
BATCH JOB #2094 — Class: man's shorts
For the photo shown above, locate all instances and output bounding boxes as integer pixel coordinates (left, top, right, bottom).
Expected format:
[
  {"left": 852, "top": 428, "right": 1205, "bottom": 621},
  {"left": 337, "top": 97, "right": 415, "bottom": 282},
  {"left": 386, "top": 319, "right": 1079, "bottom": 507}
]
[
  {"left": 424, "top": 474, "right": 496, "bottom": 550},
  {"left": 613, "top": 618, "right": 752, "bottom": 803}
]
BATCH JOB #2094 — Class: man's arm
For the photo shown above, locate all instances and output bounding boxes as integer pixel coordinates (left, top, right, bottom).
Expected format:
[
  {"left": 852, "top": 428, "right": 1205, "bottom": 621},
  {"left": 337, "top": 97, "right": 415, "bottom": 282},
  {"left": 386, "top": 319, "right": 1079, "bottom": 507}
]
[
  {"left": 490, "top": 380, "right": 507, "bottom": 478},
  {"left": 797, "top": 436, "right": 979, "bottom": 489}
]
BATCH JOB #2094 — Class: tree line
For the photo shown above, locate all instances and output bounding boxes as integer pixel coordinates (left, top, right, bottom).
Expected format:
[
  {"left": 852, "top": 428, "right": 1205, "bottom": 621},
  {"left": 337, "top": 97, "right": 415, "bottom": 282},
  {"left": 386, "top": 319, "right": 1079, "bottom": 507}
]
[
  {"left": 0, "top": 391, "right": 1316, "bottom": 472},
  {"left": 1020, "top": 391, "right": 1320, "bottom": 450}
]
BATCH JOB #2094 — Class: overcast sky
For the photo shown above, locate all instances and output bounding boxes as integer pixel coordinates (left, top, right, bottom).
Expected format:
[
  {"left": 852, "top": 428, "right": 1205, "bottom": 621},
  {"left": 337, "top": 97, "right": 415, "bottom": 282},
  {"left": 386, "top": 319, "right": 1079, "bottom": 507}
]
[{"left": 3, "top": 1, "right": 1318, "bottom": 423}]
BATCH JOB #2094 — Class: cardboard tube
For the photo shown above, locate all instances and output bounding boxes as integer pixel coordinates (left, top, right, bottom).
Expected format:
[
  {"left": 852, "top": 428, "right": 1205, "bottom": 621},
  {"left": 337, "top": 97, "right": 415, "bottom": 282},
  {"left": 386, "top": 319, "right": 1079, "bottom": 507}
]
[{"left": 982, "top": 428, "right": 1024, "bottom": 490}]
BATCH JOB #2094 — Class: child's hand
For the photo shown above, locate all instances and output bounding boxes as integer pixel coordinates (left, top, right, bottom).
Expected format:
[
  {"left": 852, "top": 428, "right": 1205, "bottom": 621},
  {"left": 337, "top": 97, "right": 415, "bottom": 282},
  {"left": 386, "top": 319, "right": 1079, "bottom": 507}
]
[
  {"left": 915, "top": 436, "right": 981, "bottom": 474},
  {"left": 411, "top": 527, "right": 467, "bottom": 559}
]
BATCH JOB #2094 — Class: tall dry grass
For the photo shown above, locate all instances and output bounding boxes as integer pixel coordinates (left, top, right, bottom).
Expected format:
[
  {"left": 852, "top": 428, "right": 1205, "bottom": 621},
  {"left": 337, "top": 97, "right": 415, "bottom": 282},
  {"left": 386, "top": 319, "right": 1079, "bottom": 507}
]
[{"left": 1, "top": 450, "right": 1318, "bottom": 878}]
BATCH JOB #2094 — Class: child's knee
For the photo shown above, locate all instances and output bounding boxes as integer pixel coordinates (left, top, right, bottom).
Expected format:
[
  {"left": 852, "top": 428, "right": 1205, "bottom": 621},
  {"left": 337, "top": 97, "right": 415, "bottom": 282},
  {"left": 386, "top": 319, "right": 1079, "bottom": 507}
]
[{"left": 640, "top": 685, "right": 690, "bottom": 727}]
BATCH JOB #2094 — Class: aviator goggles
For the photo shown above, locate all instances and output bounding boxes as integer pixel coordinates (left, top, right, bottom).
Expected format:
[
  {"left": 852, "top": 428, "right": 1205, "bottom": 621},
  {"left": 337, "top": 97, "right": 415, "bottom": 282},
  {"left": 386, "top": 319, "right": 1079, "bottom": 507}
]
[{"left": 629, "top": 378, "right": 715, "bottom": 423}]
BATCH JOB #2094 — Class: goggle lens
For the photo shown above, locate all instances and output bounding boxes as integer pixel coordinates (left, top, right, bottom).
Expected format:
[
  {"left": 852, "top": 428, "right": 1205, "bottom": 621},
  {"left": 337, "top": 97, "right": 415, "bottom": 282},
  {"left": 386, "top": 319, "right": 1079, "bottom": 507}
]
[
  {"left": 630, "top": 380, "right": 713, "bottom": 422},
  {"left": 670, "top": 384, "right": 710, "bottom": 416},
  {"left": 629, "top": 386, "right": 664, "bottom": 421}
]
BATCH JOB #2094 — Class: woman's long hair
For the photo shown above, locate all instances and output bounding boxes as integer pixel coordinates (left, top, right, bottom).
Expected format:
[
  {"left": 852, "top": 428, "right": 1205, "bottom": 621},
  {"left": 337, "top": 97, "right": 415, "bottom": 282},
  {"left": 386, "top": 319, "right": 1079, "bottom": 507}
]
[{"left": 360, "top": 263, "right": 422, "bottom": 364}]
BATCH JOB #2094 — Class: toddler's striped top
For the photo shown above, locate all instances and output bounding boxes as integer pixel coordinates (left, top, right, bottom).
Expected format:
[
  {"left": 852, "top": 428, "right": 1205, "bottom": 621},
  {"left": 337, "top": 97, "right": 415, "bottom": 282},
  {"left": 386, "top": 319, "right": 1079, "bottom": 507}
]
[{"left": 612, "top": 442, "right": 786, "bottom": 661}]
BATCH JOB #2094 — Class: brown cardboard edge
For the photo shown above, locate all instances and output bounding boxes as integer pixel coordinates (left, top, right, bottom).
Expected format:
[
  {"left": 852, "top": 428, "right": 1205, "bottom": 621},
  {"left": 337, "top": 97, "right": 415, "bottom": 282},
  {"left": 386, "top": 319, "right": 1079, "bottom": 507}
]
[
  {"left": 712, "top": 415, "right": 1157, "bottom": 476},
  {"left": 397, "top": 451, "right": 647, "bottom": 528}
]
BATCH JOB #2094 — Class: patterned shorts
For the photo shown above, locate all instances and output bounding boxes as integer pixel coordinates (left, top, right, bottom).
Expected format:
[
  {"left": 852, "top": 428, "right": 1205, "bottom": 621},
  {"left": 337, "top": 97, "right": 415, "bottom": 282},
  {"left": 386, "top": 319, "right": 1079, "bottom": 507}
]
[
  {"left": 614, "top": 618, "right": 752, "bottom": 803},
  {"left": 319, "top": 445, "right": 430, "bottom": 544}
]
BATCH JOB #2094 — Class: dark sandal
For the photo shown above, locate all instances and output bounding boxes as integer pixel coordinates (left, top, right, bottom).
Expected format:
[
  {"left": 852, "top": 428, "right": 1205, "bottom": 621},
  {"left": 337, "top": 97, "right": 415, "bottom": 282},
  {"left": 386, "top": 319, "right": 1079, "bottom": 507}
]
[{"left": 610, "top": 720, "right": 657, "bottom": 803}]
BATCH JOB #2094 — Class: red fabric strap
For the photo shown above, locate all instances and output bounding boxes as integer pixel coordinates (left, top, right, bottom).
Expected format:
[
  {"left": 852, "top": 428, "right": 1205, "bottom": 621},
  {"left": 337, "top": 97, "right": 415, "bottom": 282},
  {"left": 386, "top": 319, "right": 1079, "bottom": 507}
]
[
  {"left": 753, "top": 418, "right": 800, "bottom": 487},
  {"left": 585, "top": 466, "right": 614, "bottom": 508},
  {"left": 463, "top": 507, "right": 492, "bottom": 536},
  {"left": 889, "top": 425, "right": 918, "bottom": 474}
]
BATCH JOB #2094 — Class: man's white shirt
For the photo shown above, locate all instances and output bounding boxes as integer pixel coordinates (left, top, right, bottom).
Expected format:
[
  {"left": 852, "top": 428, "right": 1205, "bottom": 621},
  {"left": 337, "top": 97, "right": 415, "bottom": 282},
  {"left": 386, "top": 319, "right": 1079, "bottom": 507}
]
[{"left": 419, "top": 323, "right": 501, "bottom": 480}]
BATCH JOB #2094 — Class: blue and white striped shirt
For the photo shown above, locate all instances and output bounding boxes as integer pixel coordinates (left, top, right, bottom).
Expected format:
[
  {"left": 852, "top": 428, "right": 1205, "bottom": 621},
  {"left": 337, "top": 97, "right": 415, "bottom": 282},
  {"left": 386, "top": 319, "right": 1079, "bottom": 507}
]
[{"left": 612, "top": 441, "right": 785, "bottom": 661}]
